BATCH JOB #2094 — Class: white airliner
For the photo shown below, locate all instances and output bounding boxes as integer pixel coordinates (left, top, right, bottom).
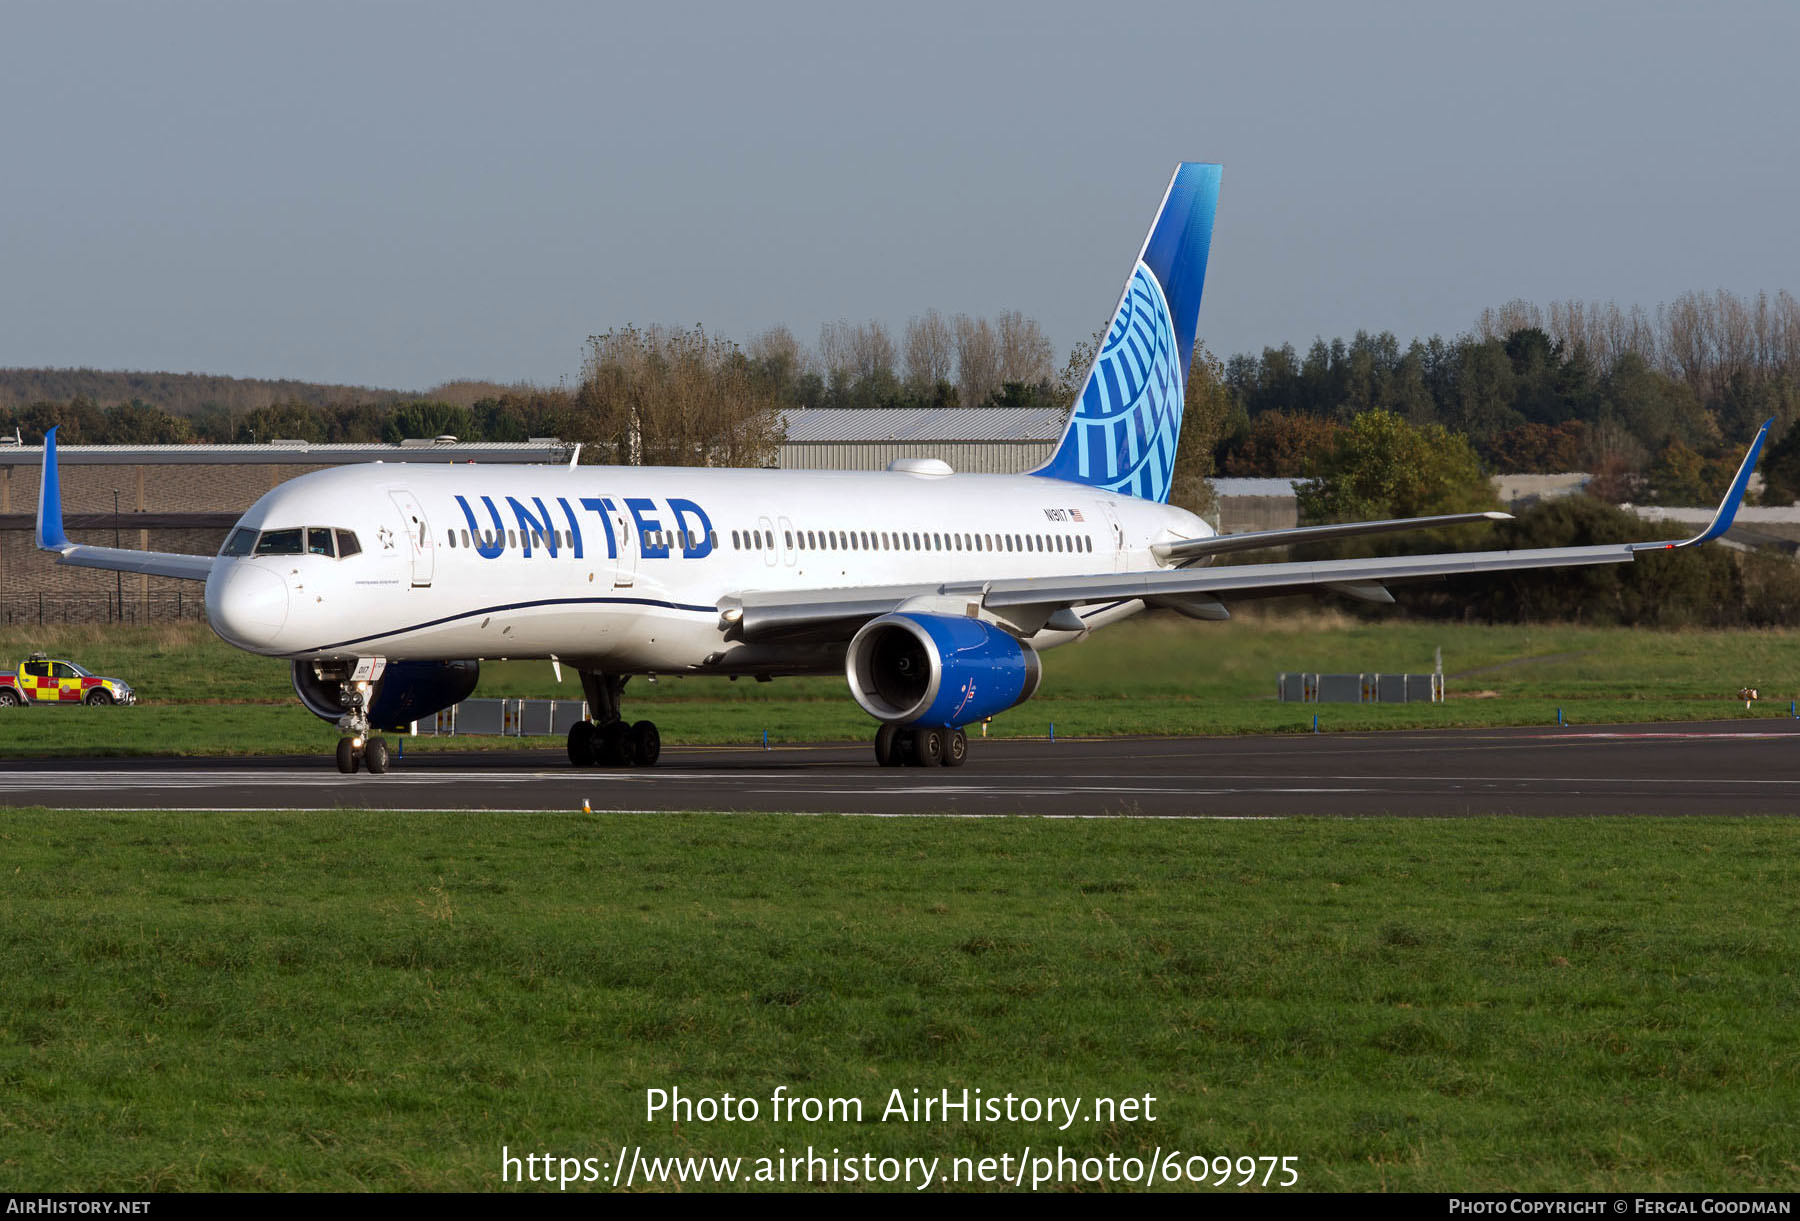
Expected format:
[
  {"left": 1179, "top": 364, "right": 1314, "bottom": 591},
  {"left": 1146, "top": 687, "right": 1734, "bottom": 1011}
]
[{"left": 35, "top": 163, "right": 1768, "bottom": 774}]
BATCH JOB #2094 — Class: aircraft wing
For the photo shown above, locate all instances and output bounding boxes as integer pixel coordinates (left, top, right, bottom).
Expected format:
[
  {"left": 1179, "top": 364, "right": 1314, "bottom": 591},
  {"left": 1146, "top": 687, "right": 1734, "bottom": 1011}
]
[
  {"left": 1150, "top": 511, "right": 1514, "bottom": 563},
  {"left": 722, "top": 419, "right": 1770, "bottom": 642},
  {"left": 34, "top": 427, "right": 217, "bottom": 582}
]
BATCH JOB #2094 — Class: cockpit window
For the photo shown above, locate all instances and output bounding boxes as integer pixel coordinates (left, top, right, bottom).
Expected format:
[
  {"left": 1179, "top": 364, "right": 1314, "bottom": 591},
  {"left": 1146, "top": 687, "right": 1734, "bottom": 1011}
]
[
  {"left": 305, "top": 527, "right": 336, "bottom": 558},
  {"left": 336, "top": 530, "right": 361, "bottom": 557},
  {"left": 222, "top": 528, "right": 258, "bottom": 557},
  {"left": 254, "top": 528, "right": 304, "bottom": 556}
]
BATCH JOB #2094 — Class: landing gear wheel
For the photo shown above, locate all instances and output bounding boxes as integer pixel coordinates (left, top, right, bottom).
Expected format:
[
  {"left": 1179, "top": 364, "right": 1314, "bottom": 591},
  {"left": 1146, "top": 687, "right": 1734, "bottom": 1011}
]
[
  {"left": 335, "top": 738, "right": 358, "bottom": 774},
  {"left": 596, "top": 722, "right": 626, "bottom": 767},
  {"left": 913, "top": 728, "right": 944, "bottom": 767},
  {"left": 84, "top": 689, "right": 113, "bottom": 706},
  {"left": 942, "top": 727, "right": 968, "bottom": 767},
  {"left": 874, "top": 724, "right": 903, "bottom": 767},
  {"left": 568, "top": 720, "right": 598, "bottom": 767},
  {"left": 630, "top": 720, "right": 661, "bottom": 767},
  {"left": 364, "top": 737, "right": 391, "bottom": 775}
]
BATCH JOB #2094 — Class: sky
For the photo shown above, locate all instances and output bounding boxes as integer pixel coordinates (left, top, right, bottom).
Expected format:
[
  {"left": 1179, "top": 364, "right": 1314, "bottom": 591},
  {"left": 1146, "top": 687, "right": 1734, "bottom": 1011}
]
[{"left": 3, "top": 0, "right": 1796, "bottom": 391}]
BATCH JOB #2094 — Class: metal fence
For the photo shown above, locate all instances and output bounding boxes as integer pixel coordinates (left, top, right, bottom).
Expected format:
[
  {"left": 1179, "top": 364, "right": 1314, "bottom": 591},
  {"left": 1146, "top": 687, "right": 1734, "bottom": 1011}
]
[
  {"left": 1278, "top": 672, "right": 1444, "bottom": 704},
  {"left": 415, "top": 698, "right": 590, "bottom": 737},
  {"left": 1, "top": 592, "right": 209, "bottom": 627}
]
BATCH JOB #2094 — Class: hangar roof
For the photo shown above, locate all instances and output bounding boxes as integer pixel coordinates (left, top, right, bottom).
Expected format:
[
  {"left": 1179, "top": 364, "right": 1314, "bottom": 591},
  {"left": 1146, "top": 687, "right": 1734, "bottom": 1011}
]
[{"left": 780, "top": 407, "right": 1066, "bottom": 444}]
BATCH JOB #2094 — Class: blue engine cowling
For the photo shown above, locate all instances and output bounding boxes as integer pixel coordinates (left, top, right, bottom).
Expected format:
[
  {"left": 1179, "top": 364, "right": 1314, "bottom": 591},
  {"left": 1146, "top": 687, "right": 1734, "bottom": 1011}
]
[
  {"left": 845, "top": 613, "right": 1042, "bottom": 728},
  {"left": 292, "top": 659, "right": 479, "bottom": 729}
]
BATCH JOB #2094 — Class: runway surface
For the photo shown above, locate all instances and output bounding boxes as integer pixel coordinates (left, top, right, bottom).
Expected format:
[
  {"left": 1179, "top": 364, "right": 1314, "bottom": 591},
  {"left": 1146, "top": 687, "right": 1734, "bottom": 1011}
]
[{"left": 5, "top": 721, "right": 1800, "bottom": 816}]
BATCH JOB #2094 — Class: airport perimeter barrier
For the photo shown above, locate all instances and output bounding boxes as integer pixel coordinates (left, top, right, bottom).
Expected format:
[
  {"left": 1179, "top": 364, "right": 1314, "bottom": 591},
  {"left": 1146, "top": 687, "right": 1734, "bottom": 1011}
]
[
  {"left": 1277, "top": 673, "right": 1444, "bottom": 703},
  {"left": 1, "top": 592, "right": 209, "bottom": 626},
  {"left": 413, "top": 698, "right": 589, "bottom": 737}
]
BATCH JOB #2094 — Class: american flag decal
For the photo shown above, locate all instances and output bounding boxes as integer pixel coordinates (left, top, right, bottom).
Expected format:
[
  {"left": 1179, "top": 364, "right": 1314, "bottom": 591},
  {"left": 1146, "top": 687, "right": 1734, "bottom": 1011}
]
[{"left": 1070, "top": 509, "right": 1084, "bottom": 522}]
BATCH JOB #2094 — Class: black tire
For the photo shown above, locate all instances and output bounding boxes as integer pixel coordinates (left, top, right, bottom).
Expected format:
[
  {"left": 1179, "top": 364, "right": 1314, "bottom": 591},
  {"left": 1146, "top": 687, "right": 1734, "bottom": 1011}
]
[
  {"left": 0, "top": 688, "right": 20, "bottom": 708},
  {"left": 365, "top": 737, "right": 390, "bottom": 774},
  {"left": 568, "top": 720, "right": 598, "bottom": 767},
  {"left": 942, "top": 727, "right": 968, "bottom": 768},
  {"left": 874, "top": 723, "right": 901, "bottom": 767},
  {"left": 84, "top": 688, "right": 114, "bottom": 706},
  {"left": 913, "top": 728, "right": 944, "bottom": 767},
  {"left": 336, "top": 738, "right": 358, "bottom": 774},
  {"left": 631, "top": 720, "right": 661, "bottom": 767},
  {"left": 596, "top": 722, "right": 625, "bottom": 767}
]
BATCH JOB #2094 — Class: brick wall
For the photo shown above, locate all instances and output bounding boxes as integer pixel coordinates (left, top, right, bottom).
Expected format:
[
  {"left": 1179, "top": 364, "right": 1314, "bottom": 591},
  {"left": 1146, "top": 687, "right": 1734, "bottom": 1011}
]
[{"left": 0, "top": 462, "right": 332, "bottom": 623}]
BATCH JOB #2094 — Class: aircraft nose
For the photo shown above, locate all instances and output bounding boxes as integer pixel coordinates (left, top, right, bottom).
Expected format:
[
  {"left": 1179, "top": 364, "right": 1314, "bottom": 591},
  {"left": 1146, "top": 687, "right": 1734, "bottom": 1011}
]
[{"left": 206, "top": 562, "right": 290, "bottom": 651}]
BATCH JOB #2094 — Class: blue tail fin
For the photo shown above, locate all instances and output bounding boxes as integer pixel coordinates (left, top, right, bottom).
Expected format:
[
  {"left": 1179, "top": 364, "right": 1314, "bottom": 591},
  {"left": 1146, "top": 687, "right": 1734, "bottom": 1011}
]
[{"left": 1031, "top": 162, "right": 1221, "bottom": 503}]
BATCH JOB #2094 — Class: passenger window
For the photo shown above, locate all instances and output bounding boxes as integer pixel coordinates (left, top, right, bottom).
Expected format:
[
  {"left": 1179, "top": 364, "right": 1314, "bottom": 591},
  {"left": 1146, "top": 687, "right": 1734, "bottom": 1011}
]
[
  {"left": 222, "top": 528, "right": 257, "bottom": 557},
  {"left": 306, "top": 528, "right": 336, "bottom": 558},
  {"left": 23, "top": 661, "right": 47, "bottom": 678},
  {"left": 255, "top": 528, "right": 303, "bottom": 556},
  {"left": 337, "top": 530, "right": 362, "bottom": 557},
  {"left": 784, "top": 531, "right": 793, "bottom": 548}
]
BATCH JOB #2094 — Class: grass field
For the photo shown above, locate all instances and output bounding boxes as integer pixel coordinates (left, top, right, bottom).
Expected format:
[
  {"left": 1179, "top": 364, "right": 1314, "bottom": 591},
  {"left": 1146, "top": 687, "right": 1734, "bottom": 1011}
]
[
  {"left": 0, "top": 811, "right": 1796, "bottom": 1192},
  {"left": 4, "top": 615, "right": 1800, "bottom": 757}
]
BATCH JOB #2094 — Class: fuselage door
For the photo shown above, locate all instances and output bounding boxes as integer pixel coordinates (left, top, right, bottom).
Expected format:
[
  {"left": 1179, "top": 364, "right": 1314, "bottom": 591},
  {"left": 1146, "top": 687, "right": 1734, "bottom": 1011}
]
[
  {"left": 777, "top": 515, "right": 797, "bottom": 567},
  {"left": 612, "top": 506, "right": 638, "bottom": 588},
  {"left": 1099, "top": 501, "right": 1128, "bottom": 572},
  {"left": 757, "top": 515, "right": 777, "bottom": 567},
  {"left": 388, "top": 490, "right": 434, "bottom": 587}
]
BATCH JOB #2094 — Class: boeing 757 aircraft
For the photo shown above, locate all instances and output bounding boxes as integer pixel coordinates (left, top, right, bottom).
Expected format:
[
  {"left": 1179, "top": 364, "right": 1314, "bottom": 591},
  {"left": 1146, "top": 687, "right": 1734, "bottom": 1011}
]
[{"left": 34, "top": 163, "right": 1769, "bottom": 773}]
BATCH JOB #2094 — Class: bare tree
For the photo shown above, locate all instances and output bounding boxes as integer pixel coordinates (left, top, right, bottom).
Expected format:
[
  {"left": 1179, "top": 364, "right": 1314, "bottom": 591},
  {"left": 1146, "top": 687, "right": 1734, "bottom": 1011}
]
[
  {"left": 849, "top": 320, "right": 895, "bottom": 383},
  {"left": 903, "top": 310, "right": 955, "bottom": 393},
  {"left": 1659, "top": 291, "right": 1713, "bottom": 400},
  {"left": 748, "top": 325, "right": 810, "bottom": 381},
  {"left": 996, "top": 309, "right": 1055, "bottom": 387},
  {"left": 817, "top": 319, "right": 896, "bottom": 387},
  {"left": 816, "top": 319, "right": 855, "bottom": 386},
  {"left": 954, "top": 314, "right": 1000, "bottom": 408},
  {"left": 1476, "top": 299, "right": 1543, "bottom": 341}
]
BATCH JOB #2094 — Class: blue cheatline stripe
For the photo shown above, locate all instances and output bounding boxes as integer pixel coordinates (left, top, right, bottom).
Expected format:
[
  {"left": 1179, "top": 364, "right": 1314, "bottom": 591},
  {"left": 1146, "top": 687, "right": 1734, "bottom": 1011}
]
[{"left": 290, "top": 595, "right": 717, "bottom": 654}]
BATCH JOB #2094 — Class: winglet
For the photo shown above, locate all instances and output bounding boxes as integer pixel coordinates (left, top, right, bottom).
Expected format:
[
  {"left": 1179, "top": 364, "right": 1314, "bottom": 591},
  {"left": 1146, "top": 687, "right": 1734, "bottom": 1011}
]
[
  {"left": 36, "top": 426, "right": 70, "bottom": 552},
  {"left": 1633, "top": 417, "right": 1771, "bottom": 551}
]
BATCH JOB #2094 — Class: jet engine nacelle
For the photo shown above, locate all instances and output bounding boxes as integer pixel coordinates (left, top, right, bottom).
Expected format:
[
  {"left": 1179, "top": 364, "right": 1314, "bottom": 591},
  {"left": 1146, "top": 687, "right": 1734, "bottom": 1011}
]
[
  {"left": 845, "top": 612, "right": 1041, "bottom": 728},
  {"left": 292, "top": 659, "right": 480, "bottom": 729}
]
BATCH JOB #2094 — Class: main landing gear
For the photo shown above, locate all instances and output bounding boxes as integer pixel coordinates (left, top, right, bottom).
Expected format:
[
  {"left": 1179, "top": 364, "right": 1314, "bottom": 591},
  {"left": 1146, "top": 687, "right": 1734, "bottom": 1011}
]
[
  {"left": 567, "top": 671, "right": 662, "bottom": 768},
  {"left": 874, "top": 724, "right": 968, "bottom": 768}
]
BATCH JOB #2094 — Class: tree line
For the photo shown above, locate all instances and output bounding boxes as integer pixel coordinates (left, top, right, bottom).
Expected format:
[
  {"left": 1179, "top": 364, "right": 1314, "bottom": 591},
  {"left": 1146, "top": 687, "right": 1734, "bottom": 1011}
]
[
  {"left": 7, "top": 290, "right": 1800, "bottom": 508},
  {"left": 1218, "top": 289, "right": 1800, "bottom": 504}
]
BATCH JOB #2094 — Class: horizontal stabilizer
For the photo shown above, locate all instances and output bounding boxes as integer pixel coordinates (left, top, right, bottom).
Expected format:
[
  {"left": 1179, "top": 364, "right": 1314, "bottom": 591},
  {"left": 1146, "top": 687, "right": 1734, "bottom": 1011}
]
[{"left": 35, "top": 427, "right": 217, "bottom": 583}]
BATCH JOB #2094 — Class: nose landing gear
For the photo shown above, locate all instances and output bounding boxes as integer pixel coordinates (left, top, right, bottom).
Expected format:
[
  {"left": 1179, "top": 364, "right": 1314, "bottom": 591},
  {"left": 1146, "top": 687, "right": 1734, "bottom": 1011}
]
[
  {"left": 334, "top": 733, "right": 391, "bottom": 774},
  {"left": 567, "top": 671, "right": 662, "bottom": 768}
]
